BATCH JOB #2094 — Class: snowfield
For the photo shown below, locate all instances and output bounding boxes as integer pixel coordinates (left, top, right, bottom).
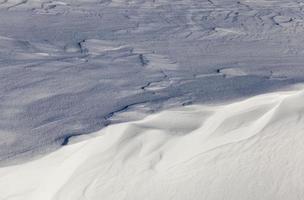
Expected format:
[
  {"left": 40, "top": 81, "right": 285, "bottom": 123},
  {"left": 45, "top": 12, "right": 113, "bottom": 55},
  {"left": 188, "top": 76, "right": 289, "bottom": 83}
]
[
  {"left": 1, "top": 0, "right": 304, "bottom": 164},
  {"left": 1, "top": 86, "right": 304, "bottom": 199},
  {"left": 1, "top": 0, "right": 304, "bottom": 199}
]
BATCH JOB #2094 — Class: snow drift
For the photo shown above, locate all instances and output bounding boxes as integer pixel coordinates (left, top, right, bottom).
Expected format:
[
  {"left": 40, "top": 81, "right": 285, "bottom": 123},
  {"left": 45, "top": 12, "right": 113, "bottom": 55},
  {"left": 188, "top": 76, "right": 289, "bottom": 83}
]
[
  {"left": 2, "top": 0, "right": 304, "bottom": 163},
  {"left": 1, "top": 86, "right": 304, "bottom": 200}
]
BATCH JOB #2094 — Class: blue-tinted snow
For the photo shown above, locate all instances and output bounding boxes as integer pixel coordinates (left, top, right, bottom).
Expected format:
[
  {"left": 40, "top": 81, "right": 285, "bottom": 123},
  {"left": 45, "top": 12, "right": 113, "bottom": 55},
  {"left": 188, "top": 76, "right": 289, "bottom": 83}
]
[{"left": 0, "top": 0, "right": 304, "bottom": 164}]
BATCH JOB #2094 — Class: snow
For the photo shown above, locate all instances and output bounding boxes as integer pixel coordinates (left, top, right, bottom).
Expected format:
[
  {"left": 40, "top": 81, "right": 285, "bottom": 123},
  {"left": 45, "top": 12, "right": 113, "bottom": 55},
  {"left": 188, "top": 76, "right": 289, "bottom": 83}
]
[
  {"left": 1, "top": 85, "right": 304, "bottom": 199},
  {"left": 1, "top": 0, "right": 304, "bottom": 164},
  {"left": 1, "top": 0, "right": 304, "bottom": 199}
]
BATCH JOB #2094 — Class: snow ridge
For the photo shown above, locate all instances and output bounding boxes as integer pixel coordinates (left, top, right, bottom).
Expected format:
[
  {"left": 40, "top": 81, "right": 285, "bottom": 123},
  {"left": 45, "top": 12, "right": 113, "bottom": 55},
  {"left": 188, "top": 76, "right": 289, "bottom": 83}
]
[{"left": 1, "top": 86, "right": 304, "bottom": 199}]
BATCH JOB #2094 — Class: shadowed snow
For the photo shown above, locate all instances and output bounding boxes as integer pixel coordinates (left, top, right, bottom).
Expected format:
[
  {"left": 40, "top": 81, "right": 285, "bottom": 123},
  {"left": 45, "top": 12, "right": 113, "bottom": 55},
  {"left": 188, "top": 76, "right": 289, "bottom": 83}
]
[{"left": 1, "top": 0, "right": 304, "bottom": 163}]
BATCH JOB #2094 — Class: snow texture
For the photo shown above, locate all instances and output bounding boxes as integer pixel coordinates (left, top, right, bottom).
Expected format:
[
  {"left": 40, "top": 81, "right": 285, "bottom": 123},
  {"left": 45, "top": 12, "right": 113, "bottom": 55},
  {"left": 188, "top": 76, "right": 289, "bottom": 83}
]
[
  {"left": 1, "top": 0, "right": 304, "bottom": 164},
  {"left": 1, "top": 86, "right": 304, "bottom": 200}
]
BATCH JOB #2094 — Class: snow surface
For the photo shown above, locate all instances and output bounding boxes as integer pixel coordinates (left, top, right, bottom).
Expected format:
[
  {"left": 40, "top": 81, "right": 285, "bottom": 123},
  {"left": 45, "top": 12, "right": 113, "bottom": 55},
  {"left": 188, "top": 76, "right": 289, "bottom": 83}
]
[
  {"left": 1, "top": 86, "right": 304, "bottom": 200},
  {"left": 1, "top": 0, "right": 304, "bottom": 164},
  {"left": 1, "top": 0, "right": 304, "bottom": 199}
]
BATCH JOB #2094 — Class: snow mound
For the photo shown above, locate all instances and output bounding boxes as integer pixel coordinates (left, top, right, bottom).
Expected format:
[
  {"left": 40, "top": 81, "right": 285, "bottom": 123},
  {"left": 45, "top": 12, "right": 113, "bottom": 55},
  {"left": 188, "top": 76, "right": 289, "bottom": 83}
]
[{"left": 1, "top": 86, "right": 304, "bottom": 200}]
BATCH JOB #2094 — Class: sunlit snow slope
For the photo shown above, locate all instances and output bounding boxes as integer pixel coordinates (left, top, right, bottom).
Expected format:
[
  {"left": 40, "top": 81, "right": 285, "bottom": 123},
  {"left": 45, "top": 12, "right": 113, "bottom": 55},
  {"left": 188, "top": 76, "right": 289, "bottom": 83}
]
[{"left": 1, "top": 86, "right": 304, "bottom": 200}]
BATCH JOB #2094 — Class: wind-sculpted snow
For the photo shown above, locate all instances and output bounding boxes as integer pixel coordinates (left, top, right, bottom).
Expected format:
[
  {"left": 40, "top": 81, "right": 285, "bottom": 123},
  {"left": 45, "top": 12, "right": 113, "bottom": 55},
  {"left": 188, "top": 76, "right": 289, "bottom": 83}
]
[
  {"left": 1, "top": 0, "right": 304, "bottom": 163},
  {"left": 1, "top": 87, "right": 304, "bottom": 200}
]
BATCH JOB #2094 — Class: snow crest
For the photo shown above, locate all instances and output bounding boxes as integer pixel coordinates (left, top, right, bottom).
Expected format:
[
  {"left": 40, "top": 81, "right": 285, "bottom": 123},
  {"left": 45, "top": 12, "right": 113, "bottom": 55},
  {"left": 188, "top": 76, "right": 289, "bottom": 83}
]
[{"left": 1, "top": 86, "right": 304, "bottom": 200}]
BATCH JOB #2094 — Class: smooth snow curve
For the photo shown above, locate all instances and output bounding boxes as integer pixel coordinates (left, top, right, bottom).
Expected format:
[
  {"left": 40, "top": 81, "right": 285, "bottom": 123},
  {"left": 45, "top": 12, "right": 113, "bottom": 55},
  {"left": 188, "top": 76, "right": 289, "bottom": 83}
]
[{"left": 1, "top": 86, "right": 304, "bottom": 200}]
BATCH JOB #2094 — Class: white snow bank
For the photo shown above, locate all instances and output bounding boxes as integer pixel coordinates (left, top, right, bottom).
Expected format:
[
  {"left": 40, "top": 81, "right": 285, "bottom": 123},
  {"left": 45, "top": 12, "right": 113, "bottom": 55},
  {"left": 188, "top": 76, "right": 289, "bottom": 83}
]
[{"left": 1, "top": 86, "right": 304, "bottom": 200}]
